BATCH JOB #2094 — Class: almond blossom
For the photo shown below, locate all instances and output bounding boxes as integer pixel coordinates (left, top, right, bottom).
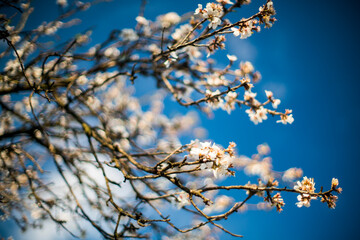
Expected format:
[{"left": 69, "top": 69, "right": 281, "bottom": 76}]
[
  {"left": 240, "top": 61, "right": 254, "bottom": 75},
  {"left": 164, "top": 51, "right": 178, "bottom": 68},
  {"left": 135, "top": 16, "right": 149, "bottom": 25},
  {"left": 222, "top": 91, "right": 237, "bottom": 114},
  {"left": 245, "top": 107, "right": 268, "bottom": 125},
  {"left": 265, "top": 90, "right": 281, "bottom": 108},
  {"left": 0, "top": 0, "right": 341, "bottom": 238},
  {"left": 294, "top": 177, "right": 317, "bottom": 207},
  {"left": 171, "top": 24, "right": 193, "bottom": 41},
  {"left": 176, "top": 192, "right": 191, "bottom": 209},
  {"left": 195, "top": 3, "right": 224, "bottom": 29},
  {"left": 296, "top": 194, "right": 316, "bottom": 208},
  {"left": 226, "top": 54, "right": 238, "bottom": 62},
  {"left": 120, "top": 28, "right": 139, "bottom": 41},
  {"left": 189, "top": 141, "right": 236, "bottom": 178},
  {"left": 277, "top": 110, "right": 294, "bottom": 124},
  {"left": 271, "top": 193, "right": 285, "bottom": 212},
  {"left": 157, "top": 12, "right": 181, "bottom": 28},
  {"left": 205, "top": 89, "right": 224, "bottom": 109},
  {"left": 282, "top": 168, "right": 303, "bottom": 182}
]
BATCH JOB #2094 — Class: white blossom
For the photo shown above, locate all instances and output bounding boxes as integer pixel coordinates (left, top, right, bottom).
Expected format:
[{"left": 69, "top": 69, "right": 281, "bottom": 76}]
[
  {"left": 184, "top": 46, "right": 202, "bottom": 61},
  {"left": 164, "top": 51, "right": 178, "bottom": 68},
  {"left": 205, "top": 89, "right": 224, "bottom": 110},
  {"left": 272, "top": 99, "right": 281, "bottom": 109},
  {"left": 245, "top": 107, "right": 268, "bottom": 124},
  {"left": 296, "top": 194, "right": 316, "bottom": 208},
  {"left": 104, "top": 47, "right": 120, "bottom": 58},
  {"left": 157, "top": 12, "right": 181, "bottom": 28},
  {"left": 176, "top": 192, "right": 190, "bottom": 209},
  {"left": 148, "top": 44, "right": 161, "bottom": 55},
  {"left": 205, "top": 73, "right": 228, "bottom": 86},
  {"left": 136, "top": 16, "right": 149, "bottom": 25},
  {"left": 240, "top": 61, "right": 254, "bottom": 74},
  {"left": 277, "top": 111, "right": 294, "bottom": 124},
  {"left": 171, "top": 24, "right": 193, "bottom": 41},
  {"left": 282, "top": 168, "right": 303, "bottom": 182},
  {"left": 195, "top": 3, "right": 223, "bottom": 29},
  {"left": 222, "top": 91, "right": 237, "bottom": 114},
  {"left": 120, "top": 29, "right": 139, "bottom": 41},
  {"left": 227, "top": 54, "right": 238, "bottom": 62},
  {"left": 189, "top": 141, "right": 236, "bottom": 178},
  {"left": 294, "top": 176, "right": 316, "bottom": 193},
  {"left": 265, "top": 90, "right": 273, "bottom": 98}
]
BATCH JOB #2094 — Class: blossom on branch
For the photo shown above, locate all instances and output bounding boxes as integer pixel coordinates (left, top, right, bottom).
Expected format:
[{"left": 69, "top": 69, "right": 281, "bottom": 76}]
[
  {"left": 195, "top": 3, "right": 224, "bottom": 29},
  {"left": 0, "top": 0, "right": 341, "bottom": 239}
]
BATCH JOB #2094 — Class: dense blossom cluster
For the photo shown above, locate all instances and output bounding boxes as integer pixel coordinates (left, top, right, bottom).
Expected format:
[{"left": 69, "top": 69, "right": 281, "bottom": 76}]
[
  {"left": 189, "top": 141, "right": 236, "bottom": 178},
  {"left": 195, "top": 3, "right": 224, "bottom": 29},
  {"left": 0, "top": 0, "right": 340, "bottom": 239},
  {"left": 294, "top": 177, "right": 317, "bottom": 207}
]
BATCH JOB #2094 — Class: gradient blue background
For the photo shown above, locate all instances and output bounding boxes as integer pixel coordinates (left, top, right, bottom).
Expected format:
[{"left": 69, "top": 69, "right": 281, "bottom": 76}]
[{"left": 1, "top": 0, "right": 359, "bottom": 239}]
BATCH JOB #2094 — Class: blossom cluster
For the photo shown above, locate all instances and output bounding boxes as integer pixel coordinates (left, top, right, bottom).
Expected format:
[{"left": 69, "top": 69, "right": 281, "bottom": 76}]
[
  {"left": 0, "top": 0, "right": 340, "bottom": 239},
  {"left": 294, "top": 177, "right": 341, "bottom": 208},
  {"left": 189, "top": 141, "right": 236, "bottom": 178},
  {"left": 195, "top": 3, "right": 224, "bottom": 29},
  {"left": 230, "top": 1, "right": 276, "bottom": 40},
  {"left": 294, "top": 177, "right": 317, "bottom": 207}
]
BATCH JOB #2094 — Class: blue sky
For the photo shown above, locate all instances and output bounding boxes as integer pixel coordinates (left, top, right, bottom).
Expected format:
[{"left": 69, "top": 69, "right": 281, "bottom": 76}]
[{"left": 1, "top": 0, "right": 359, "bottom": 239}]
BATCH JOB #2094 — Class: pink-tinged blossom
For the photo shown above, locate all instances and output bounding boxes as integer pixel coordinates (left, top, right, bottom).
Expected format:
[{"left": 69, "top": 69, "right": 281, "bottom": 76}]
[
  {"left": 244, "top": 91, "right": 256, "bottom": 101},
  {"left": 265, "top": 90, "right": 281, "bottom": 109},
  {"left": 259, "top": 1, "right": 276, "bottom": 28},
  {"left": 189, "top": 141, "right": 236, "bottom": 178},
  {"left": 271, "top": 193, "right": 285, "bottom": 212},
  {"left": 296, "top": 194, "right": 316, "bottom": 208},
  {"left": 176, "top": 192, "right": 190, "bottom": 209},
  {"left": 321, "top": 194, "right": 338, "bottom": 209},
  {"left": 294, "top": 176, "right": 316, "bottom": 193},
  {"left": 272, "top": 99, "right": 281, "bottom": 109},
  {"left": 205, "top": 89, "right": 224, "bottom": 109},
  {"left": 194, "top": 4, "right": 203, "bottom": 15},
  {"left": 240, "top": 26, "right": 252, "bottom": 39},
  {"left": 277, "top": 112, "right": 294, "bottom": 124},
  {"left": 195, "top": 3, "right": 223, "bottom": 29},
  {"left": 294, "top": 177, "right": 317, "bottom": 207},
  {"left": 231, "top": 27, "right": 241, "bottom": 37},
  {"left": 231, "top": 20, "right": 256, "bottom": 39},
  {"left": 331, "top": 178, "right": 339, "bottom": 189}
]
